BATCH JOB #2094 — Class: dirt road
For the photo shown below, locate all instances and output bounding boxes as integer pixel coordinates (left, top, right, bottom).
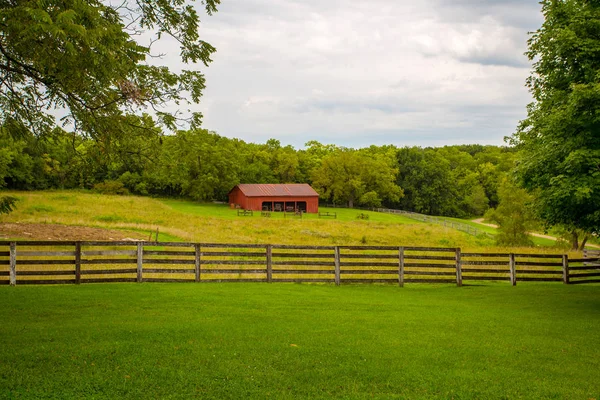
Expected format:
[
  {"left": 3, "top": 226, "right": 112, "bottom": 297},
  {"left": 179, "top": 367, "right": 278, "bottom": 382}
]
[{"left": 471, "top": 218, "right": 600, "bottom": 248}]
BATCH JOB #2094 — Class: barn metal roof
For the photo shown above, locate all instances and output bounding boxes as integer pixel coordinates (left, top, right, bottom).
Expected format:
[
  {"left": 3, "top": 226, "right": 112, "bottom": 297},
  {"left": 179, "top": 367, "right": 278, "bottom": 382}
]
[{"left": 233, "top": 184, "right": 319, "bottom": 197}]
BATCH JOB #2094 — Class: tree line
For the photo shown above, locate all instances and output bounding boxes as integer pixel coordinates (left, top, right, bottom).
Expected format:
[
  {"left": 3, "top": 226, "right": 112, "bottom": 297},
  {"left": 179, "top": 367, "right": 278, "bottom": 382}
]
[{"left": 0, "top": 125, "right": 516, "bottom": 220}]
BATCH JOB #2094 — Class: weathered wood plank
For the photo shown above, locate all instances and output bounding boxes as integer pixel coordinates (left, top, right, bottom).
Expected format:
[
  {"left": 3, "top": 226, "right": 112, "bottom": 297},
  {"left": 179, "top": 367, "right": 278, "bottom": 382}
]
[
  {"left": 3, "top": 241, "right": 77, "bottom": 246},
  {"left": 404, "top": 247, "right": 457, "bottom": 252},
  {"left": 404, "top": 279, "right": 456, "bottom": 284},
  {"left": 340, "top": 270, "right": 398, "bottom": 275},
  {"left": 509, "top": 253, "right": 516, "bottom": 286},
  {"left": 200, "top": 251, "right": 266, "bottom": 257},
  {"left": 13, "top": 259, "right": 74, "bottom": 265},
  {"left": 462, "top": 268, "right": 510, "bottom": 274},
  {"left": 562, "top": 254, "right": 569, "bottom": 284},
  {"left": 462, "top": 276, "right": 510, "bottom": 281},
  {"left": 516, "top": 261, "right": 563, "bottom": 267},
  {"left": 462, "top": 253, "right": 510, "bottom": 257},
  {"left": 81, "top": 268, "right": 137, "bottom": 275},
  {"left": 271, "top": 253, "right": 335, "bottom": 259},
  {"left": 517, "top": 277, "right": 563, "bottom": 282},
  {"left": 143, "top": 269, "right": 195, "bottom": 274},
  {"left": 17, "top": 270, "right": 75, "bottom": 276},
  {"left": 271, "top": 261, "right": 335, "bottom": 266},
  {"left": 515, "top": 270, "right": 562, "bottom": 275},
  {"left": 266, "top": 245, "right": 272, "bottom": 283},
  {"left": 569, "top": 257, "right": 600, "bottom": 263},
  {"left": 201, "top": 243, "right": 268, "bottom": 249},
  {"left": 342, "top": 279, "right": 398, "bottom": 284},
  {"left": 271, "top": 244, "right": 336, "bottom": 250},
  {"left": 334, "top": 247, "right": 341, "bottom": 286},
  {"left": 404, "top": 271, "right": 457, "bottom": 276},
  {"left": 81, "top": 278, "right": 137, "bottom": 283},
  {"left": 404, "top": 263, "right": 456, "bottom": 268},
  {"left": 81, "top": 259, "right": 137, "bottom": 264},
  {"left": 514, "top": 254, "right": 562, "bottom": 259},
  {"left": 81, "top": 250, "right": 137, "bottom": 256},
  {"left": 339, "top": 262, "right": 399, "bottom": 267},
  {"left": 200, "top": 260, "right": 268, "bottom": 265},
  {"left": 9, "top": 242, "right": 16, "bottom": 286},
  {"left": 272, "top": 278, "right": 335, "bottom": 283},
  {"left": 569, "top": 272, "right": 600, "bottom": 278},
  {"left": 568, "top": 266, "right": 600, "bottom": 271},
  {"left": 462, "top": 261, "right": 510, "bottom": 266},
  {"left": 341, "top": 254, "right": 397, "bottom": 259},
  {"left": 143, "top": 250, "right": 195, "bottom": 256},
  {"left": 137, "top": 242, "right": 143, "bottom": 283},
  {"left": 75, "top": 242, "right": 81, "bottom": 284},
  {"left": 18, "top": 279, "right": 77, "bottom": 285},
  {"left": 141, "top": 259, "right": 195, "bottom": 265},
  {"left": 399, "top": 247, "right": 404, "bottom": 287},
  {"left": 194, "top": 244, "right": 200, "bottom": 282},
  {"left": 202, "top": 269, "right": 267, "bottom": 274},
  {"left": 142, "top": 278, "right": 195, "bottom": 283},
  {"left": 271, "top": 269, "right": 333, "bottom": 274},
  {"left": 569, "top": 279, "right": 600, "bottom": 284},
  {"left": 16, "top": 251, "right": 76, "bottom": 256},
  {"left": 195, "top": 279, "right": 268, "bottom": 283}
]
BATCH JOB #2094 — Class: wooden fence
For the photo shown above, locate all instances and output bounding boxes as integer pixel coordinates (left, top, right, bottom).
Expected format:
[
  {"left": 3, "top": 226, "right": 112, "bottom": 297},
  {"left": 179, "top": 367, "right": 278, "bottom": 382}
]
[{"left": 0, "top": 241, "right": 599, "bottom": 286}]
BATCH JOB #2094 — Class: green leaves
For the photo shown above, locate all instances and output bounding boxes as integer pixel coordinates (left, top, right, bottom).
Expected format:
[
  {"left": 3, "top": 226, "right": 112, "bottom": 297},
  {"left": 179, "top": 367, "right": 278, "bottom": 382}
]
[
  {"left": 0, "top": 0, "right": 217, "bottom": 140},
  {"left": 515, "top": 0, "right": 600, "bottom": 236}
]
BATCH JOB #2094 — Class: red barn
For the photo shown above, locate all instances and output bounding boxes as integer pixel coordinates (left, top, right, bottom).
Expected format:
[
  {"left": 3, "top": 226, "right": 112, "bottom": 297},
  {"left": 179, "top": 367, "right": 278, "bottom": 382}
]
[{"left": 228, "top": 184, "right": 319, "bottom": 213}]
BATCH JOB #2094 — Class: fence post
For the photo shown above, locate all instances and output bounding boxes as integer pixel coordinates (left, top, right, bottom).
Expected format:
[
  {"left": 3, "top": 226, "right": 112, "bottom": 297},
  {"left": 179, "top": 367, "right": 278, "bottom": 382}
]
[
  {"left": 194, "top": 244, "right": 201, "bottom": 282},
  {"left": 398, "top": 247, "right": 405, "bottom": 287},
  {"left": 562, "top": 254, "right": 569, "bottom": 284},
  {"left": 136, "top": 242, "right": 143, "bottom": 283},
  {"left": 9, "top": 242, "right": 16, "bottom": 286},
  {"left": 455, "top": 248, "right": 462, "bottom": 287},
  {"left": 334, "top": 246, "right": 341, "bottom": 286},
  {"left": 266, "top": 244, "right": 272, "bottom": 283},
  {"left": 75, "top": 241, "right": 81, "bottom": 284},
  {"left": 509, "top": 253, "right": 516, "bottom": 286}
]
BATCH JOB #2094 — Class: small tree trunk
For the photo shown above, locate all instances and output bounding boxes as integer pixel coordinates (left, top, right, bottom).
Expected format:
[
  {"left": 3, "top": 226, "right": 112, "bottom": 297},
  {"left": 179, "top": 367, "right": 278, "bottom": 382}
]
[
  {"left": 348, "top": 197, "right": 354, "bottom": 208},
  {"left": 579, "top": 235, "right": 589, "bottom": 251},
  {"left": 571, "top": 230, "right": 579, "bottom": 251}
]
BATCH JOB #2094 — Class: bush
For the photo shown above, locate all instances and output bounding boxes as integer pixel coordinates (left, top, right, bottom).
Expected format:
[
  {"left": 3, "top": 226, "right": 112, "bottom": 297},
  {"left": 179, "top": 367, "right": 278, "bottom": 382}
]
[{"left": 93, "top": 181, "right": 129, "bottom": 195}]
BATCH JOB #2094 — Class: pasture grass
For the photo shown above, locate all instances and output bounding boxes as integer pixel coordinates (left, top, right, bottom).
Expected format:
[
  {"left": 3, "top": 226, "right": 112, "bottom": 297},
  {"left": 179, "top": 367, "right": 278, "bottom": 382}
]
[
  {"left": 0, "top": 190, "right": 577, "bottom": 254},
  {"left": 0, "top": 283, "right": 598, "bottom": 399}
]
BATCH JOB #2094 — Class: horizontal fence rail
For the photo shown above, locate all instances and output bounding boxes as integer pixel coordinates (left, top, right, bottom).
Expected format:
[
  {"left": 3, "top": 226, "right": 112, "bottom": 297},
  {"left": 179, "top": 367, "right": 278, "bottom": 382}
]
[{"left": 0, "top": 241, "right": 599, "bottom": 286}]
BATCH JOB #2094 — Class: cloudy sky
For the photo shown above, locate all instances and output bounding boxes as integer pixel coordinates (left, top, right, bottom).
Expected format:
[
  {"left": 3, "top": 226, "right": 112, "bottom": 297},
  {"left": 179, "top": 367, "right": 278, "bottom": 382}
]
[{"left": 166, "top": 0, "right": 544, "bottom": 148}]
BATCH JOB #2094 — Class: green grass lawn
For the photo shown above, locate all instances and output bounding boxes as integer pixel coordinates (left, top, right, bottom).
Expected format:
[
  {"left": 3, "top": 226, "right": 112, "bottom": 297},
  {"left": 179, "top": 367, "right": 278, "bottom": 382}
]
[
  {"left": 161, "top": 199, "right": 417, "bottom": 224},
  {"left": 1, "top": 283, "right": 599, "bottom": 399}
]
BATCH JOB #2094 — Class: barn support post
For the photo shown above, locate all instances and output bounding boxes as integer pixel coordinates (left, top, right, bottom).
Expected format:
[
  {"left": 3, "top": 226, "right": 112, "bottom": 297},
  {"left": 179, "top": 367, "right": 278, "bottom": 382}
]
[
  {"left": 398, "top": 247, "right": 405, "bottom": 287},
  {"left": 75, "top": 241, "right": 82, "bottom": 284},
  {"left": 455, "top": 248, "right": 462, "bottom": 287},
  {"left": 334, "top": 247, "right": 341, "bottom": 286},
  {"left": 137, "top": 242, "right": 143, "bottom": 283},
  {"left": 9, "top": 242, "right": 16, "bottom": 286},
  {"left": 562, "top": 254, "right": 569, "bottom": 284},
  {"left": 194, "top": 244, "right": 201, "bottom": 282},
  {"left": 509, "top": 254, "right": 516, "bottom": 286},
  {"left": 266, "top": 245, "right": 273, "bottom": 283}
]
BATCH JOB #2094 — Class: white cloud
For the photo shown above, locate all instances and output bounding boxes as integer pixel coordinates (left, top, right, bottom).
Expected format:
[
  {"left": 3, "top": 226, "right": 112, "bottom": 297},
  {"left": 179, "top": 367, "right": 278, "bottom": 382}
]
[{"left": 166, "top": 0, "right": 544, "bottom": 148}]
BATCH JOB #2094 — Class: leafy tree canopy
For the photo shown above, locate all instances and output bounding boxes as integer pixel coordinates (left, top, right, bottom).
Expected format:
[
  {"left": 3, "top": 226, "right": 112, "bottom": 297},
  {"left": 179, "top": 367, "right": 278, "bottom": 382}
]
[
  {"left": 0, "top": 0, "right": 218, "bottom": 140},
  {"left": 513, "top": 0, "right": 600, "bottom": 236}
]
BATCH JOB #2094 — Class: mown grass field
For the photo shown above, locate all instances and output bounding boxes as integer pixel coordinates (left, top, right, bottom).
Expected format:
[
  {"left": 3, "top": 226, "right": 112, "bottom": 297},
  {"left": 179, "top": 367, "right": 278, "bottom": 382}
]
[
  {"left": 0, "top": 190, "right": 582, "bottom": 254},
  {"left": 0, "top": 283, "right": 598, "bottom": 399}
]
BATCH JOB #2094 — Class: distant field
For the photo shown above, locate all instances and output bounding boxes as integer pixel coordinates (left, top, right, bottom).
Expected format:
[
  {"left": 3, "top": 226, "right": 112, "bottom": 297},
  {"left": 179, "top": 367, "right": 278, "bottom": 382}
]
[
  {"left": 0, "top": 283, "right": 598, "bottom": 399},
  {"left": 0, "top": 190, "right": 583, "bottom": 253}
]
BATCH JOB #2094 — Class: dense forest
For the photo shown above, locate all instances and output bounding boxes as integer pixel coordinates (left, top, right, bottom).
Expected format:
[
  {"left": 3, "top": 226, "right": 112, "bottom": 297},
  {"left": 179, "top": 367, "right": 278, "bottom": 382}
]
[{"left": 0, "top": 123, "right": 516, "bottom": 219}]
